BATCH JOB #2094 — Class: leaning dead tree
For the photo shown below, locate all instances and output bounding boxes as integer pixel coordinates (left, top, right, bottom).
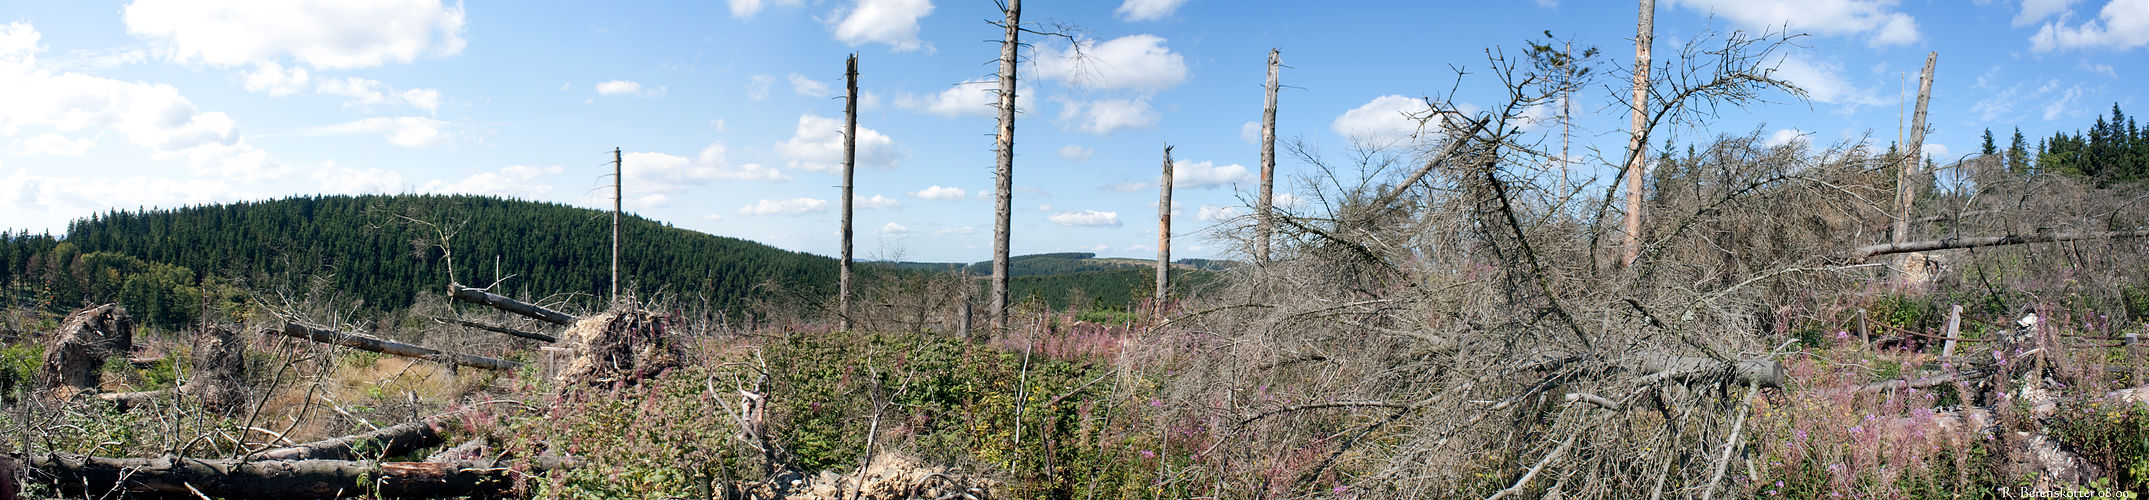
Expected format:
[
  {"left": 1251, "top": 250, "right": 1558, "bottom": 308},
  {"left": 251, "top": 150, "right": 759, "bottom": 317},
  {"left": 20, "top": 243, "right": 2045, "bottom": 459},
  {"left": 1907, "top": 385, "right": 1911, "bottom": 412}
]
[
  {"left": 447, "top": 283, "right": 576, "bottom": 326},
  {"left": 1892, "top": 52, "right": 1936, "bottom": 248},
  {"left": 274, "top": 322, "right": 521, "bottom": 371}
]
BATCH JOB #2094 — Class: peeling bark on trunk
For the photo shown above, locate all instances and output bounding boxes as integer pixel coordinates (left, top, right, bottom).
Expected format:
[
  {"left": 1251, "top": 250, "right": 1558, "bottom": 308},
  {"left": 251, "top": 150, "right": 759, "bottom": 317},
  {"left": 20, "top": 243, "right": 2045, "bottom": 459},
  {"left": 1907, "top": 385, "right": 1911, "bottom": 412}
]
[
  {"left": 19, "top": 452, "right": 566, "bottom": 499},
  {"left": 437, "top": 317, "right": 556, "bottom": 343},
  {"left": 1256, "top": 48, "right": 1279, "bottom": 265},
  {"left": 1893, "top": 52, "right": 1936, "bottom": 246},
  {"left": 840, "top": 53, "right": 859, "bottom": 332},
  {"left": 1622, "top": 0, "right": 1654, "bottom": 268},
  {"left": 246, "top": 412, "right": 466, "bottom": 461},
  {"left": 447, "top": 283, "right": 576, "bottom": 326},
  {"left": 990, "top": 0, "right": 1022, "bottom": 333},
  {"left": 274, "top": 323, "right": 521, "bottom": 371},
  {"left": 1157, "top": 144, "right": 1174, "bottom": 302}
]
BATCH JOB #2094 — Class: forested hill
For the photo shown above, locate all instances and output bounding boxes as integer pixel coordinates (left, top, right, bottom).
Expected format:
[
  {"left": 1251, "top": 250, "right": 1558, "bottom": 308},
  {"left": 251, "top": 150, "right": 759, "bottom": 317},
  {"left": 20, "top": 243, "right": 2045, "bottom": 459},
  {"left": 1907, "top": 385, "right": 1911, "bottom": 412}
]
[{"left": 6, "top": 194, "right": 834, "bottom": 319}]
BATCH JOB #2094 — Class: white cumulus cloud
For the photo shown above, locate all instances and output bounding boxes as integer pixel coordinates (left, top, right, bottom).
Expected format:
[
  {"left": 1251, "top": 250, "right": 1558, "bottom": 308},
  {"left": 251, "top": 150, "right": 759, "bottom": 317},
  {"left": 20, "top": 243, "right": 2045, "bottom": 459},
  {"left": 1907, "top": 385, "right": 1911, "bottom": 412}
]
[
  {"left": 1197, "top": 204, "right": 1245, "bottom": 222},
  {"left": 123, "top": 0, "right": 467, "bottom": 70},
  {"left": 1665, "top": 0, "right": 1919, "bottom": 46},
  {"left": 1048, "top": 210, "right": 1121, "bottom": 227},
  {"left": 854, "top": 194, "right": 901, "bottom": 208},
  {"left": 1115, "top": 0, "right": 1190, "bottom": 21},
  {"left": 739, "top": 197, "right": 832, "bottom": 215},
  {"left": 596, "top": 80, "right": 643, "bottom": 96},
  {"left": 910, "top": 185, "right": 967, "bottom": 200},
  {"left": 11, "top": 133, "right": 95, "bottom": 157},
  {"left": 831, "top": 0, "right": 935, "bottom": 52},
  {"left": 1332, "top": 95, "right": 1438, "bottom": 147},
  {"left": 317, "top": 77, "right": 442, "bottom": 113},
  {"left": 1033, "top": 34, "right": 1188, "bottom": 92},
  {"left": 879, "top": 222, "right": 909, "bottom": 237},
  {"left": 2030, "top": 0, "right": 2149, "bottom": 52},
  {"left": 789, "top": 73, "right": 831, "bottom": 97},
  {"left": 305, "top": 116, "right": 451, "bottom": 148},
  {"left": 420, "top": 164, "right": 559, "bottom": 198},
  {"left": 896, "top": 79, "right": 1032, "bottom": 117},
  {"left": 728, "top": 0, "right": 802, "bottom": 18},
  {"left": 1058, "top": 145, "right": 1093, "bottom": 161},
  {"left": 1057, "top": 97, "right": 1159, "bottom": 134},
  {"left": 1173, "top": 160, "right": 1253, "bottom": 189},
  {"left": 775, "top": 113, "right": 905, "bottom": 172}
]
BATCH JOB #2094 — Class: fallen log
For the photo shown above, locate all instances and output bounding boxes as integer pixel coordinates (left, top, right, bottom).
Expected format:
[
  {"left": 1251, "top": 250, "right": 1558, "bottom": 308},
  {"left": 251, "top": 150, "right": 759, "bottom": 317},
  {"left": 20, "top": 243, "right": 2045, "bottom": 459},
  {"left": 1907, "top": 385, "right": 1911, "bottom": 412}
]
[
  {"left": 247, "top": 412, "right": 465, "bottom": 461},
  {"left": 19, "top": 452, "right": 566, "bottom": 499},
  {"left": 274, "top": 323, "right": 521, "bottom": 371},
  {"left": 1850, "top": 229, "right": 2149, "bottom": 263},
  {"left": 1842, "top": 368, "right": 1991, "bottom": 394},
  {"left": 1635, "top": 353, "right": 1785, "bottom": 388},
  {"left": 448, "top": 283, "right": 575, "bottom": 326},
  {"left": 435, "top": 316, "right": 557, "bottom": 343}
]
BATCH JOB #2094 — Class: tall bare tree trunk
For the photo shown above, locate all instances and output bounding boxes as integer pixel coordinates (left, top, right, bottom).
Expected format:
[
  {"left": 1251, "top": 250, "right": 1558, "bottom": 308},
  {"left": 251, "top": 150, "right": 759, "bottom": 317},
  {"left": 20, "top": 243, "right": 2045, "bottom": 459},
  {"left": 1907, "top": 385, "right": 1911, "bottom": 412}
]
[
  {"left": 1622, "top": 0, "right": 1654, "bottom": 268},
  {"left": 841, "top": 53, "right": 858, "bottom": 331},
  {"left": 1560, "top": 41, "right": 1572, "bottom": 196},
  {"left": 1256, "top": 48, "right": 1279, "bottom": 265},
  {"left": 1894, "top": 52, "right": 1936, "bottom": 246},
  {"left": 612, "top": 147, "right": 621, "bottom": 301},
  {"left": 1157, "top": 144, "right": 1174, "bottom": 302},
  {"left": 991, "top": 0, "right": 1021, "bottom": 332}
]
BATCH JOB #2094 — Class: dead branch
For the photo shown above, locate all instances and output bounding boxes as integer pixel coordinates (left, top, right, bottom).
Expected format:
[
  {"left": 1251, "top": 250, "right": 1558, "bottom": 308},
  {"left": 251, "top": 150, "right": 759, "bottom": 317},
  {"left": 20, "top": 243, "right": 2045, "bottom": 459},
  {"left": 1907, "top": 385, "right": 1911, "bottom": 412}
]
[
  {"left": 1850, "top": 229, "right": 2149, "bottom": 263},
  {"left": 273, "top": 323, "right": 521, "bottom": 371},
  {"left": 433, "top": 316, "right": 557, "bottom": 343},
  {"left": 447, "top": 283, "right": 576, "bottom": 326}
]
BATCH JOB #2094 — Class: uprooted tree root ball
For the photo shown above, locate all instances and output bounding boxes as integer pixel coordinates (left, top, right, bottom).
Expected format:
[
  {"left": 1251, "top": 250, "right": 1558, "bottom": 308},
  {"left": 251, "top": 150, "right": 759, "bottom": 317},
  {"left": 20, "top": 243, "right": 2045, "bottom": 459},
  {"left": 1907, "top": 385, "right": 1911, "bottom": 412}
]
[
  {"left": 556, "top": 306, "right": 683, "bottom": 388},
  {"left": 38, "top": 304, "right": 135, "bottom": 395}
]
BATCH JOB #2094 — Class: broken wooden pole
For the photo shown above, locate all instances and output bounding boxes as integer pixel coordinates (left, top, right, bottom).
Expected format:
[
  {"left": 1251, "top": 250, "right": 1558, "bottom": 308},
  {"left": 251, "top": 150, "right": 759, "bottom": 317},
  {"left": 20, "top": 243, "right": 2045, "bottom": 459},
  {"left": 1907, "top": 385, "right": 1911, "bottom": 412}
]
[
  {"left": 435, "top": 317, "right": 556, "bottom": 343},
  {"left": 20, "top": 452, "right": 566, "bottom": 499},
  {"left": 1850, "top": 229, "right": 2149, "bottom": 263},
  {"left": 1941, "top": 304, "right": 1962, "bottom": 357},
  {"left": 246, "top": 412, "right": 466, "bottom": 461},
  {"left": 275, "top": 323, "right": 521, "bottom": 371},
  {"left": 447, "top": 283, "right": 575, "bottom": 326}
]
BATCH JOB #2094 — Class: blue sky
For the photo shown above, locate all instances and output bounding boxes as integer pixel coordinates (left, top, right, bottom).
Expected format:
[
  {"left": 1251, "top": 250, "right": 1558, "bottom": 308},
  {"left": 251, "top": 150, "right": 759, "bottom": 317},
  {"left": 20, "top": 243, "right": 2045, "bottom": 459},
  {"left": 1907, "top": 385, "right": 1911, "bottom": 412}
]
[{"left": 1, "top": 0, "right": 2143, "bottom": 262}]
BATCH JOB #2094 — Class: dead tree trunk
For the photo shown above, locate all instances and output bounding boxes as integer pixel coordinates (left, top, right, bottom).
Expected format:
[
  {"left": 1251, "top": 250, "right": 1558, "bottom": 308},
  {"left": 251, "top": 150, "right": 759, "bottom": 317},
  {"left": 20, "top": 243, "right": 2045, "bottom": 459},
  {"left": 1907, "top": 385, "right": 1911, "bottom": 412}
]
[
  {"left": 447, "top": 283, "right": 575, "bottom": 326},
  {"left": 20, "top": 452, "right": 566, "bottom": 499},
  {"left": 435, "top": 317, "right": 556, "bottom": 343},
  {"left": 1850, "top": 229, "right": 2149, "bottom": 262},
  {"left": 1369, "top": 117, "right": 1488, "bottom": 210},
  {"left": 1256, "top": 48, "right": 1280, "bottom": 265},
  {"left": 613, "top": 147, "right": 622, "bottom": 302},
  {"left": 1157, "top": 144, "right": 1175, "bottom": 301},
  {"left": 274, "top": 323, "right": 522, "bottom": 371},
  {"left": 1622, "top": 0, "right": 1655, "bottom": 268},
  {"left": 990, "top": 0, "right": 1022, "bottom": 332},
  {"left": 247, "top": 412, "right": 465, "bottom": 461},
  {"left": 841, "top": 53, "right": 859, "bottom": 331},
  {"left": 1893, "top": 52, "right": 1937, "bottom": 246}
]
